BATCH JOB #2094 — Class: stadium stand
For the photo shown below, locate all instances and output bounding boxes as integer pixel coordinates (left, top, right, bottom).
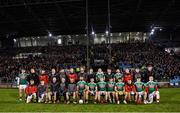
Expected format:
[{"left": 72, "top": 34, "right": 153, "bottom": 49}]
[{"left": 0, "top": 42, "right": 179, "bottom": 87}]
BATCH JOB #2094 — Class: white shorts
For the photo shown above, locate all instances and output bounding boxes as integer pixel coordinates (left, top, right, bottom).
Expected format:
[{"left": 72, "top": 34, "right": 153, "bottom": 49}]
[
  {"left": 148, "top": 91, "right": 159, "bottom": 104},
  {"left": 149, "top": 91, "right": 159, "bottom": 98},
  {"left": 19, "top": 85, "right": 27, "bottom": 90},
  {"left": 26, "top": 93, "right": 36, "bottom": 103},
  {"left": 131, "top": 91, "right": 135, "bottom": 95},
  {"left": 38, "top": 93, "right": 45, "bottom": 102},
  {"left": 138, "top": 91, "right": 144, "bottom": 95}
]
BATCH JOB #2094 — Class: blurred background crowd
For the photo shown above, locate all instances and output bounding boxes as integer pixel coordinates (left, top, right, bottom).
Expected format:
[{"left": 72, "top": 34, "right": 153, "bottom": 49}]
[{"left": 0, "top": 42, "right": 179, "bottom": 84}]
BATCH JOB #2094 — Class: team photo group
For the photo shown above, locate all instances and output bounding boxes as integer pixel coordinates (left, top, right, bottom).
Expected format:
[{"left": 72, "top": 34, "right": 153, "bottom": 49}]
[{"left": 18, "top": 66, "right": 160, "bottom": 105}]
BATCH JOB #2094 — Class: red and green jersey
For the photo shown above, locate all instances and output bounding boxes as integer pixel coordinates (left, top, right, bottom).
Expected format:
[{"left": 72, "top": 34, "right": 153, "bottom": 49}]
[
  {"left": 97, "top": 81, "right": 106, "bottom": 91},
  {"left": 88, "top": 82, "right": 97, "bottom": 91},
  {"left": 77, "top": 80, "right": 87, "bottom": 92},
  {"left": 115, "top": 82, "right": 125, "bottom": 91},
  {"left": 134, "top": 82, "right": 144, "bottom": 92},
  {"left": 107, "top": 81, "right": 115, "bottom": 91},
  {"left": 145, "top": 81, "right": 158, "bottom": 93},
  {"left": 114, "top": 73, "right": 123, "bottom": 80},
  {"left": 96, "top": 72, "right": 105, "bottom": 81}
]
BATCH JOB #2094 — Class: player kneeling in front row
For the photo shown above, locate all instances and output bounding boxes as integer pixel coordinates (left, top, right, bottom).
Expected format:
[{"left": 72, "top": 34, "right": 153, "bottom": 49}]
[
  {"left": 115, "top": 78, "right": 125, "bottom": 104},
  {"left": 38, "top": 80, "right": 47, "bottom": 103},
  {"left": 86, "top": 78, "right": 97, "bottom": 104},
  {"left": 145, "top": 76, "right": 160, "bottom": 104},
  {"left": 25, "top": 79, "right": 37, "bottom": 103},
  {"left": 48, "top": 77, "right": 59, "bottom": 103},
  {"left": 124, "top": 79, "right": 135, "bottom": 104},
  {"left": 97, "top": 77, "right": 107, "bottom": 103},
  {"left": 107, "top": 78, "right": 116, "bottom": 103},
  {"left": 134, "top": 77, "right": 146, "bottom": 104},
  {"left": 76, "top": 76, "right": 87, "bottom": 104}
]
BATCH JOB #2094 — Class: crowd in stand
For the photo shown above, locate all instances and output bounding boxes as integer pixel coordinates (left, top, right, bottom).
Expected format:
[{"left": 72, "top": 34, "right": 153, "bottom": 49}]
[{"left": 0, "top": 42, "right": 179, "bottom": 83}]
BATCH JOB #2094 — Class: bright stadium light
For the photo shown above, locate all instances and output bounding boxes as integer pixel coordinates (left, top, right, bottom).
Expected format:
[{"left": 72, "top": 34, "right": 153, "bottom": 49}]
[
  {"left": 150, "top": 30, "right": 154, "bottom": 35},
  {"left": 13, "top": 38, "right": 16, "bottom": 42},
  {"left": 57, "top": 39, "right": 62, "bottom": 44},
  {"left": 150, "top": 28, "right": 155, "bottom": 35},
  {"left": 49, "top": 33, "right": 52, "bottom": 37},
  {"left": 91, "top": 31, "right": 95, "bottom": 35},
  {"left": 106, "top": 30, "right": 109, "bottom": 35},
  {"left": 150, "top": 32, "right": 154, "bottom": 35}
]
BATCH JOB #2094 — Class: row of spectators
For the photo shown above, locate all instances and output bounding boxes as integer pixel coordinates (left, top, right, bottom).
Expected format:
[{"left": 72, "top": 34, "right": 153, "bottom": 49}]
[{"left": 0, "top": 42, "right": 179, "bottom": 83}]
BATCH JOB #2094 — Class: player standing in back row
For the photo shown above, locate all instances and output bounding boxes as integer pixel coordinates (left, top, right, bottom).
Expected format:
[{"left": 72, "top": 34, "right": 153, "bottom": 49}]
[{"left": 18, "top": 68, "right": 29, "bottom": 101}]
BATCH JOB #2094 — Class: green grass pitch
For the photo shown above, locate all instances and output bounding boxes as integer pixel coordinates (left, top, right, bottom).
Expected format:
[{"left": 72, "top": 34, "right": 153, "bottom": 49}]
[{"left": 0, "top": 88, "right": 180, "bottom": 112}]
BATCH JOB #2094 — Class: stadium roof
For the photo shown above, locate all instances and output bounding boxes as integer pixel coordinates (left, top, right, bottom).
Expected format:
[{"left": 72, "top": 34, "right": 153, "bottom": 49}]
[{"left": 0, "top": 0, "right": 180, "bottom": 37}]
